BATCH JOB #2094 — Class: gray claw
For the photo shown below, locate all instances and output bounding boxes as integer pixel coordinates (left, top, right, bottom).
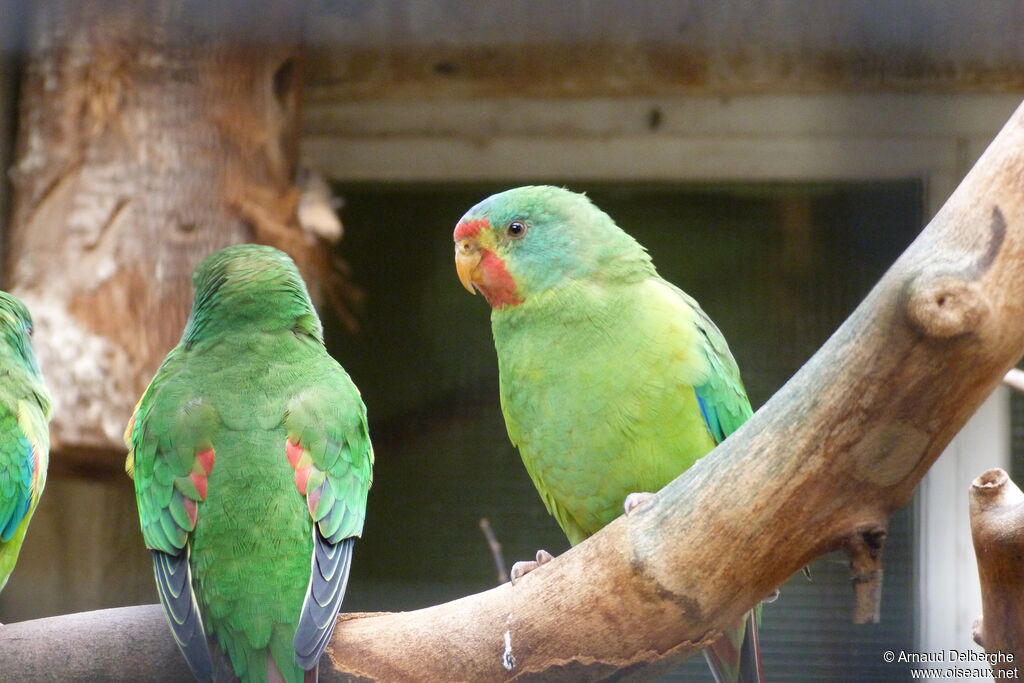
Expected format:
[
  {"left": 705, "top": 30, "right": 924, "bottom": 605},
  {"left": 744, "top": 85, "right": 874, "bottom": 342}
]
[
  {"left": 509, "top": 549, "right": 554, "bottom": 585},
  {"left": 623, "top": 492, "right": 656, "bottom": 515}
]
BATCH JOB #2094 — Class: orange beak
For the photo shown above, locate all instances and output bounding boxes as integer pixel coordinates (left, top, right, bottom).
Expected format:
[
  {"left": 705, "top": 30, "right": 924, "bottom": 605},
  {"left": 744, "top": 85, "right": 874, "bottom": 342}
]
[{"left": 455, "top": 239, "right": 483, "bottom": 294}]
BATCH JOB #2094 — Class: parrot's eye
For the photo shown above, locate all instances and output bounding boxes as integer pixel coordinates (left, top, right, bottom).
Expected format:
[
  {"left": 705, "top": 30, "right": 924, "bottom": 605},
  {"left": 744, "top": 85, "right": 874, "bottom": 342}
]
[
  {"left": 507, "top": 221, "right": 527, "bottom": 239},
  {"left": 25, "top": 323, "right": 33, "bottom": 338}
]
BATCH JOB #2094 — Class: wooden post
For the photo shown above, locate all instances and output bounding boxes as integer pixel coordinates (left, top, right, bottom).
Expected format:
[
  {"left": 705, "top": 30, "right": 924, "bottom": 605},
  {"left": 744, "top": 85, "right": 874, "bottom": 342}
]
[{"left": 6, "top": 0, "right": 309, "bottom": 469}]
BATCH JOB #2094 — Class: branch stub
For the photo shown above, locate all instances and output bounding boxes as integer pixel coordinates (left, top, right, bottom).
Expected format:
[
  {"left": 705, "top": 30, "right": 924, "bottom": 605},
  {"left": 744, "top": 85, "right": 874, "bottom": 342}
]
[{"left": 906, "top": 275, "right": 989, "bottom": 338}]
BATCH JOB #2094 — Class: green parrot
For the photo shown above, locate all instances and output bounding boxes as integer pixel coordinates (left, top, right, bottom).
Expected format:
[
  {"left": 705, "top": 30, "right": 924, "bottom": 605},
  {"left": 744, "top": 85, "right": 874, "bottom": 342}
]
[
  {"left": 454, "top": 186, "right": 763, "bottom": 683},
  {"left": 0, "top": 292, "right": 51, "bottom": 595},
  {"left": 126, "top": 244, "right": 373, "bottom": 683}
]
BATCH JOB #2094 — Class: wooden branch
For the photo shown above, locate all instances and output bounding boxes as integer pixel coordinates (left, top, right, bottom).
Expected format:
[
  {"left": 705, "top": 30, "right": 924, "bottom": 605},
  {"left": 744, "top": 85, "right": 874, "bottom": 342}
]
[
  {"left": 6, "top": 101, "right": 1024, "bottom": 682},
  {"left": 970, "top": 468, "right": 1024, "bottom": 674}
]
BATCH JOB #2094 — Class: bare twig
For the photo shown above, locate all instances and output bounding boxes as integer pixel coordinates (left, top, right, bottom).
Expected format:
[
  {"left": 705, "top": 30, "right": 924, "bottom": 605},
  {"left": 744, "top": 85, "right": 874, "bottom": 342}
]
[{"left": 479, "top": 517, "right": 509, "bottom": 585}]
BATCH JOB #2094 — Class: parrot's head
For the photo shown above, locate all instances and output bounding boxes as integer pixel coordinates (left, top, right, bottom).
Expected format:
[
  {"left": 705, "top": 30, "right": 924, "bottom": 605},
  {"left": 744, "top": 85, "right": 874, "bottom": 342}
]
[
  {"left": 0, "top": 291, "right": 42, "bottom": 376},
  {"left": 182, "top": 244, "right": 323, "bottom": 347},
  {"left": 453, "top": 185, "right": 652, "bottom": 310}
]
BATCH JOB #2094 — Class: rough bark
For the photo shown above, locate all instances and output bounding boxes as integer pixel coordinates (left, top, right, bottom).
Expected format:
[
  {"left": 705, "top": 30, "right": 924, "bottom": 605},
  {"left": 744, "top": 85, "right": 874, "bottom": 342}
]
[
  {"left": 5, "top": 0, "right": 309, "bottom": 466},
  {"left": 970, "top": 468, "right": 1024, "bottom": 675},
  {"left": 5, "top": 99, "right": 1024, "bottom": 682}
]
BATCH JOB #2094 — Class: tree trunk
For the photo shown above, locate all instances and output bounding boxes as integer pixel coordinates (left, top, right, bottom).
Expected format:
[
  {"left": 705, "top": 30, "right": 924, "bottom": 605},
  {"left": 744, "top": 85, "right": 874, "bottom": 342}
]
[
  {"left": 970, "top": 468, "right": 1024, "bottom": 676},
  {"left": 6, "top": 0, "right": 308, "bottom": 469},
  {"left": 5, "top": 97, "right": 1024, "bottom": 680}
]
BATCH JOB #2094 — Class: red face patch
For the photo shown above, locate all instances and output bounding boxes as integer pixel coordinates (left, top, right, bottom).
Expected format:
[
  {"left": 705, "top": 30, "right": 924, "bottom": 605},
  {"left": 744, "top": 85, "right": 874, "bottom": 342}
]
[
  {"left": 477, "top": 250, "right": 524, "bottom": 309},
  {"left": 454, "top": 218, "right": 488, "bottom": 241}
]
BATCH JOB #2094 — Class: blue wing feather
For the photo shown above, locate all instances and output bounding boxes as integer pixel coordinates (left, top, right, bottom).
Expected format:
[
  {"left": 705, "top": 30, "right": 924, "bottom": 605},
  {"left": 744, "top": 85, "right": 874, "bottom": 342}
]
[
  {"left": 673, "top": 286, "right": 753, "bottom": 444},
  {"left": 0, "top": 431, "right": 33, "bottom": 542}
]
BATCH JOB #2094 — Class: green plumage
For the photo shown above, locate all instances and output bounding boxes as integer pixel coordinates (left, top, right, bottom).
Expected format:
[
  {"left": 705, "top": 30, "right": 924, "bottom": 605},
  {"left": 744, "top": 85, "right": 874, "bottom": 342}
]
[
  {"left": 127, "top": 245, "right": 372, "bottom": 683},
  {"left": 0, "top": 292, "right": 51, "bottom": 595},
  {"left": 456, "top": 186, "right": 759, "bottom": 681}
]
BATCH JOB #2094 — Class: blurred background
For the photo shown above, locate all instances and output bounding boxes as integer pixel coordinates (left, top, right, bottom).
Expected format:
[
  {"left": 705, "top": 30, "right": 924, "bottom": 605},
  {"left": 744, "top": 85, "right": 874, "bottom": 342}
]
[{"left": 1, "top": 1, "right": 1022, "bottom": 680}]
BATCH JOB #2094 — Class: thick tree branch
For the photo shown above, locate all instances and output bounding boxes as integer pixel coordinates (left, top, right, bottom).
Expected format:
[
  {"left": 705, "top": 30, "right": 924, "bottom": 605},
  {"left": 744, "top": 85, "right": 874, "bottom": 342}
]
[
  {"left": 970, "top": 468, "right": 1024, "bottom": 675},
  {"left": 6, "top": 100, "right": 1024, "bottom": 680}
]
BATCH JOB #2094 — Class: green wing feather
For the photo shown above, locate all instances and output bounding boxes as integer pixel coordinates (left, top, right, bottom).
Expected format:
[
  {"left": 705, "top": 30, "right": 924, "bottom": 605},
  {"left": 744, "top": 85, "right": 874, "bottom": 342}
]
[
  {"left": 285, "top": 377, "right": 372, "bottom": 668},
  {"left": 670, "top": 286, "right": 754, "bottom": 444},
  {"left": 285, "top": 380, "right": 372, "bottom": 544},
  {"left": 127, "top": 350, "right": 220, "bottom": 556},
  {"left": 126, "top": 348, "right": 217, "bottom": 682}
]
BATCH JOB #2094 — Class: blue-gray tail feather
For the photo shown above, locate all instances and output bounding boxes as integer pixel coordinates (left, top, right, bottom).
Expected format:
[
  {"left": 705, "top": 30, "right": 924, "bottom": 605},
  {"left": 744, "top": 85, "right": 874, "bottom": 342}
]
[
  {"left": 151, "top": 549, "right": 213, "bottom": 682},
  {"left": 294, "top": 533, "right": 354, "bottom": 670}
]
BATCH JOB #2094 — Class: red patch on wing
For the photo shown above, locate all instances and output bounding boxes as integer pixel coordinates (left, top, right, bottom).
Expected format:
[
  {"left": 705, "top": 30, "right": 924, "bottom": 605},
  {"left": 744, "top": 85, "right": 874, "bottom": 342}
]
[
  {"left": 182, "top": 497, "right": 198, "bottom": 527},
  {"left": 286, "top": 439, "right": 314, "bottom": 495},
  {"left": 453, "top": 218, "right": 488, "bottom": 241},
  {"left": 295, "top": 466, "right": 311, "bottom": 496},
  {"left": 190, "top": 472, "right": 208, "bottom": 500},
  {"left": 286, "top": 439, "right": 304, "bottom": 468},
  {"left": 478, "top": 250, "right": 524, "bottom": 309},
  {"left": 196, "top": 448, "right": 215, "bottom": 476}
]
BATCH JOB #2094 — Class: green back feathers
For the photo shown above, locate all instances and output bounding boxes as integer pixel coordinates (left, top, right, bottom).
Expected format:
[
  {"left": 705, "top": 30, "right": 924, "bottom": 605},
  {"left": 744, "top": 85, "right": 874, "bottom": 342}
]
[
  {"left": 127, "top": 245, "right": 372, "bottom": 683},
  {"left": 183, "top": 244, "right": 323, "bottom": 347}
]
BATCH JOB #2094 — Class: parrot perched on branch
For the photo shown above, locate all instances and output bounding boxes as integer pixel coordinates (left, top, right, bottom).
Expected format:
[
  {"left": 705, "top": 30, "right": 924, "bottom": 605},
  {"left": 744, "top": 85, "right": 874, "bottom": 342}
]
[
  {"left": 0, "top": 292, "right": 51, "bottom": 596},
  {"left": 453, "top": 186, "right": 764, "bottom": 683},
  {"left": 126, "top": 244, "right": 373, "bottom": 683}
]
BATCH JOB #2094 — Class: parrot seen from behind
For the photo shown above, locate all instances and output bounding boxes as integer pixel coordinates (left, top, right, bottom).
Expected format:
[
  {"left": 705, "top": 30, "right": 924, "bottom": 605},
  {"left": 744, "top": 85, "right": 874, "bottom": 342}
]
[
  {"left": 453, "top": 186, "right": 764, "bottom": 683},
  {"left": 0, "top": 291, "right": 51, "bottom": 596},
  {"left": 126, "top": 244, "right": 373, "bottom": 682}
]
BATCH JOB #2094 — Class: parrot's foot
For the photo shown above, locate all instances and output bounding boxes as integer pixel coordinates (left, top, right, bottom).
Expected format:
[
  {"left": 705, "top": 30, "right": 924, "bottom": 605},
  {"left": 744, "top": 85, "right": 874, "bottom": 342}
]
[
  {"left": 623, "top": 491, "right": 656, "bottom": 515},
  {"left": 510, "top": 549, "right": 554, "bottom": 584},
  {"left": 763, "top": 588, "right": 780, "bottom": 603}
]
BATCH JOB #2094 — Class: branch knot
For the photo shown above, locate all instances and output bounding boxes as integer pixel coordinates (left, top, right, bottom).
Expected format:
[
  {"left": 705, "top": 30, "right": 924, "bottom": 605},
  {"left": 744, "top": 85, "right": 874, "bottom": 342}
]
[{"left": 906, "top": 274, "right": 989, "bottom": 338}]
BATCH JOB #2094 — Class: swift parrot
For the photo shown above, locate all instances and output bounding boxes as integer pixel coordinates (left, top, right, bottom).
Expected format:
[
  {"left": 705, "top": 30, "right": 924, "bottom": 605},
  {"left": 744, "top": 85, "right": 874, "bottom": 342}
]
[
  {"left": 453, "top": 186, "right": 764, "bottom": 683},
  {"left": 0, "top": 292, "right": 51, "bottom": 596},
  {"left": 126, "top": 244, "right": 373, "bottom": 683}
]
